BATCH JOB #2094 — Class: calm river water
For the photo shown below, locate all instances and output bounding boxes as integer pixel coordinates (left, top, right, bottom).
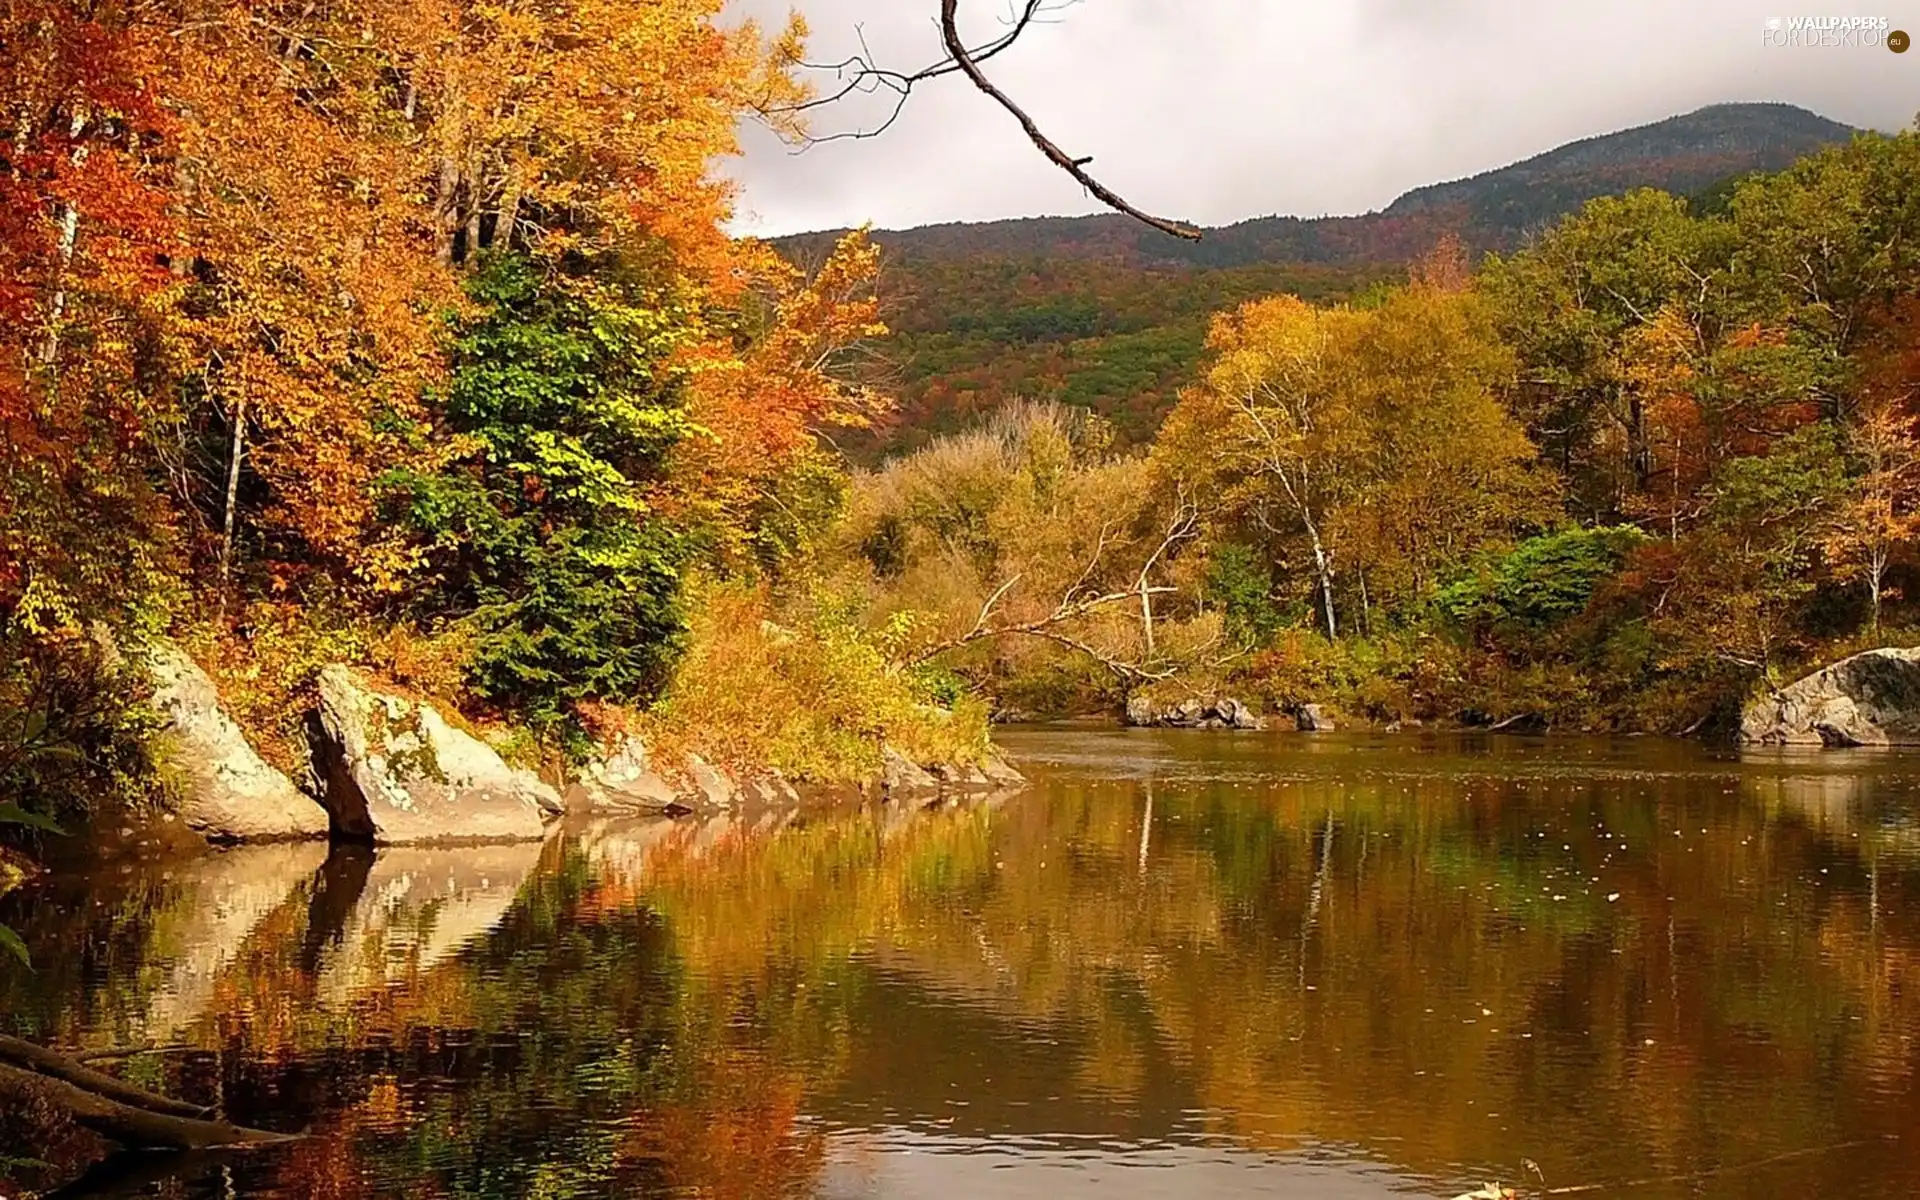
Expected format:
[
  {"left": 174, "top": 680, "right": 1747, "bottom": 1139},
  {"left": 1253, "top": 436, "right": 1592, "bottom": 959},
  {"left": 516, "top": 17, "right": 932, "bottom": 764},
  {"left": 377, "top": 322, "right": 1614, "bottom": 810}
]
[{"left": 6, "top": 729, "right": 1920, "bottom": 1198}]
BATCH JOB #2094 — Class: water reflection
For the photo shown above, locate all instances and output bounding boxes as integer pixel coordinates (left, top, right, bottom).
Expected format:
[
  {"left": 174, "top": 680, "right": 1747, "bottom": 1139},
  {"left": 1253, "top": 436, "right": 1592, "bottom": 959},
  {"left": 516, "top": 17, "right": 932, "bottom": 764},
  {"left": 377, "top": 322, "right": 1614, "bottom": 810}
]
[{"left": 4, "top": 733, "right": 1920, "bottom": 1198}]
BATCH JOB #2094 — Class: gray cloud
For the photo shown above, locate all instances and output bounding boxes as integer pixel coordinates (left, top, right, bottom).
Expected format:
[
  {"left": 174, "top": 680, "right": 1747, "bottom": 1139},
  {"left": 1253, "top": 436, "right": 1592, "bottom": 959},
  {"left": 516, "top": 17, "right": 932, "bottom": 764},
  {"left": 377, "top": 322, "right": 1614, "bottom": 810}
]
[{"left": 720, "top": 0, "right": 1918, "bottom": 237}]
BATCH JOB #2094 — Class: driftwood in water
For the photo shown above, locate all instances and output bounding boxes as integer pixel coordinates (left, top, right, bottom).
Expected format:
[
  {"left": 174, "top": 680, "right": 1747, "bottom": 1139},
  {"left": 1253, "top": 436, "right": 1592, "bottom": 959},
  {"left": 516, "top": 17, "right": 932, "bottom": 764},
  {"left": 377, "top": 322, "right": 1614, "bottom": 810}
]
[
  {"left": 0, "top": 1034, "right": 211, "bottom": 1119},
  {"left": 0, "top": 1036, "right": 297, "bottom": 1151}
]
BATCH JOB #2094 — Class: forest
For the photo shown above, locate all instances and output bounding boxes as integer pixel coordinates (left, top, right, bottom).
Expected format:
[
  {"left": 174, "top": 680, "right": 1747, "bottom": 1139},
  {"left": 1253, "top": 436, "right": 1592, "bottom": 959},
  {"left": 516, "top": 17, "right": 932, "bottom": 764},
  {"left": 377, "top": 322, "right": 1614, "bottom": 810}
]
[
  {"left": 3, "top": 0, "right": 1919, "bottom": 856},
  {"left": 0, "top": 0, "right": 983, "bottom": 846},
  {"left": 842, "top": 124, "right": 1920, "bottom": 737}
]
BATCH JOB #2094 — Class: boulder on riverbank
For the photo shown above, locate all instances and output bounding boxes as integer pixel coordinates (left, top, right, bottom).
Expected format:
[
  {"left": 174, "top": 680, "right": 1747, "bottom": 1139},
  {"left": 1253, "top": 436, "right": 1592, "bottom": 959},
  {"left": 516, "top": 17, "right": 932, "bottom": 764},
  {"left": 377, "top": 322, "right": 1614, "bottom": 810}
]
[
  {"left": 1296, "top": 703, "right": 1337, "bottom": 732},
  {"left": 1741, "top": 647, "right": 1920, "bottom": 746},
  {"left": 570, "top": 736, "right": 807, "bottom": 815},
  {"left": 879, "top": 745, "right": 1025, "bottom": 797},
  {"left": 147, "top": 641, "right": 329, "bottom": 842},
  {"left": 309, "top": 666, "right": 561, "bottom": 844},
  {"left": 1124, "top": 694, "right": 1264, "bottom": 730},
  {"left": 571, "top": 735, "right": 682, "bottom": 814}
]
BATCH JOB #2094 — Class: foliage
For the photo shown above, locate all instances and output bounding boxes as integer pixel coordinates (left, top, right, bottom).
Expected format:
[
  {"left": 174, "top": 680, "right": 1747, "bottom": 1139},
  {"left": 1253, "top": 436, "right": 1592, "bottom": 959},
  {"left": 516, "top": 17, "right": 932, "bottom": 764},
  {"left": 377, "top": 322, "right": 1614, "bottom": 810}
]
[
  {"left": 384, "top": 253, "right": 696, "bottom": 732},
  {"left": 1158, "top": 267, "right": 1556, "bottom": 641},
  {"left": 840, "top": 401, "right": 1202, "bottom": 715},
  {"left": 1437, "top": 526, "right": 1651, "bottom": 635},
  {"left": 1205, "top": 543, "right": 1286, "bottom": 647},
  {"left": 636, "top": 585, "right": 988, "bottom": 783},
  {"left": 0, "top": 627, "right": 170, "bottom": 830}
]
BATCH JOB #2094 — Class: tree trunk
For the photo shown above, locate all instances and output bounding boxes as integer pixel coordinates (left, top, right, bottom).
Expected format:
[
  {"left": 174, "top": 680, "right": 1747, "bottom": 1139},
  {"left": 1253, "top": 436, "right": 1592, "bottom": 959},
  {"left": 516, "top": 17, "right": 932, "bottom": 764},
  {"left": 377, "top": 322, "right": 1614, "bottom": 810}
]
[
  {"left": 1305, "top": 521, "right": 1337, "bottom": 639},
  {"left": 1870, "top": 551, "right": 1886, "bottom": 633},
  {"left": 0, "top": 1063, "right": 293, "bottom": 1150},
  {"left": 495, "top": 167, "right": 523, "bottom": 255},
  {"left": 435, "top": 154, "right": 460, "bottom": 266},
  {"left": 219, "top": 390, "right": 246, "bottom": 603},
  {"left": 464, "top": 149, "right": 484, "bottom": 261},
  {"left": 40, "top": 110, "right": 90, "bottom": 367},
  {"left": 1138, "top": 579, "right": 1156, "bottom": 658},
  {"left": 0, "top": 1035, "right": 209, "bottom": 1119}
]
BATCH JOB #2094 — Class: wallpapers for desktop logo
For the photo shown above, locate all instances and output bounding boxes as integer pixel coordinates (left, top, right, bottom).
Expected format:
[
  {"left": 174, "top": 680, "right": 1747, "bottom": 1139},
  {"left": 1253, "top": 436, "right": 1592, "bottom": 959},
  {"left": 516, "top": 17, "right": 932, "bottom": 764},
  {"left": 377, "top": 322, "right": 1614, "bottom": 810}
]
[{"left": 1762, "top": 15, "right": 1907, "bottom": 48}]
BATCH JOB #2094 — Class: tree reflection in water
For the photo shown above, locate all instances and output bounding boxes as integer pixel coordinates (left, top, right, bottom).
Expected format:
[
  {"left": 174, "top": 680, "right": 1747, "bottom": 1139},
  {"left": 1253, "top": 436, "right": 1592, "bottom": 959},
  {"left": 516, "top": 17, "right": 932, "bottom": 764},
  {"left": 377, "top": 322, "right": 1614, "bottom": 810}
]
[{"left": 4, "top": 731, "right": 1920, "bottom": 1198}]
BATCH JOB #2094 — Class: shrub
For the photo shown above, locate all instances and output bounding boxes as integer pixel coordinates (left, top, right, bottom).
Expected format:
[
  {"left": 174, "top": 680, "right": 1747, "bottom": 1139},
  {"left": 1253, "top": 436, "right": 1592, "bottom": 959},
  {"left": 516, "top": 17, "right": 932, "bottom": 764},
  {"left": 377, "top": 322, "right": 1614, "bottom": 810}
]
[
  {"left": 0, "top": 626, "right": 172, "bottom": 834},
  {"left": 637, "top": 584, "right": 989, "bottom": 783},
  {"left": 1437, "top": 525, "right": 1649, "bottom": 635}
]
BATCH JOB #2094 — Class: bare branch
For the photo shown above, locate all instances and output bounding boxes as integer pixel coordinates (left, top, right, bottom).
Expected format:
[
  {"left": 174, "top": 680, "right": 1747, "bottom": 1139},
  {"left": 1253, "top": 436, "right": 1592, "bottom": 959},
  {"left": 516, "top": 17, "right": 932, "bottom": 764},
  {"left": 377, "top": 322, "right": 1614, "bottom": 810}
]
[
  {"left": 938, "top": 0, "right": 1199, "bottom": 240},
  {"left": 909, "top": 583, "right": 1176, "bottom": 676},
  {"left": 769, "top": 1, "right": 1199, "bottom": 240}
]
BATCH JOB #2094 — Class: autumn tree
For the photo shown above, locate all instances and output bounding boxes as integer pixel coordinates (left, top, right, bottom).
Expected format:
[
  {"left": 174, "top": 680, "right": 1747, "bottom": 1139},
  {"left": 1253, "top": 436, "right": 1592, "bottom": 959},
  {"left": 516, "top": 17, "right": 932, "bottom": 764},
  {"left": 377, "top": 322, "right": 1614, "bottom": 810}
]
[
  {"left": 1159, "top": 295, "right": 1358, "bottom": 637},
  {"left": 0, "top": 0, "right": 178, "bottom": 633},
  {"left": 1826, "top": 401, "right": 1920, "bottom": 629},
  {"left": 1160, "top": 278, "right": 1551, "bottom": 639},
  {"left": 1330, "top": 278, "right": 1557, "bottom": 619}
]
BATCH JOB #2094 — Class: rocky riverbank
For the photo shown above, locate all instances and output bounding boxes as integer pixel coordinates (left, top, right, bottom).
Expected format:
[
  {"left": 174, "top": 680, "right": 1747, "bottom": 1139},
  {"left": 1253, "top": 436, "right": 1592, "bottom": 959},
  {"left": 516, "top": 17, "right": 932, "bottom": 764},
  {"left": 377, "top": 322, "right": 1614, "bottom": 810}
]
[
  {"left": 1741, "top": 647, "right": 1920, "bottom": 747},
  {"left": 145, "top": 641, "right": 1026, "bottom": 847}
]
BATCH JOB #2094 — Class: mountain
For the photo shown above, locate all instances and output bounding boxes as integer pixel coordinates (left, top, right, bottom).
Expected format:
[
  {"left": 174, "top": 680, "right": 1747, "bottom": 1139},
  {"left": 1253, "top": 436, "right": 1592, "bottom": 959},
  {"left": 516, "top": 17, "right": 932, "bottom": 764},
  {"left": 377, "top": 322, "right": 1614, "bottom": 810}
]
[
  {"left": 1381, "top": 102, "right": 1857, "bottom": 230},
  {"left": 779, "top": 103, "right": 1859, "bottom": 455}
]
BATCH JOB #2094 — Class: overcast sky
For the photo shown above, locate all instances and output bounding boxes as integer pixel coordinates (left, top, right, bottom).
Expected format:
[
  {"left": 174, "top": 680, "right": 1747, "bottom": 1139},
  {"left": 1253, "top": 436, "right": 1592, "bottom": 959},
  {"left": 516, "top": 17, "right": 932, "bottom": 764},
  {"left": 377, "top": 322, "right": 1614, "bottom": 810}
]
[{"left": 718, "top": 0, "right": 1916, "bottom": 237}]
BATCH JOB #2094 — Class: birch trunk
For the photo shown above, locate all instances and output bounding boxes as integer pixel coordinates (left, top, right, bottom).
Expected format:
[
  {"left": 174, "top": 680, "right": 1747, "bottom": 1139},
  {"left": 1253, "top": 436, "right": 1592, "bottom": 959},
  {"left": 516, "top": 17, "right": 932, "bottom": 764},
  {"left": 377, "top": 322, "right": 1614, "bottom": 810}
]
[
  {"left": 219, "top": 390, "right": 246, "bottom": 599},
  {"left": 39, "top": 110, "right": 89, "bottom": 367},
  {"left": 1305, "top": 518, "right": 1337, "bottom": 640}
]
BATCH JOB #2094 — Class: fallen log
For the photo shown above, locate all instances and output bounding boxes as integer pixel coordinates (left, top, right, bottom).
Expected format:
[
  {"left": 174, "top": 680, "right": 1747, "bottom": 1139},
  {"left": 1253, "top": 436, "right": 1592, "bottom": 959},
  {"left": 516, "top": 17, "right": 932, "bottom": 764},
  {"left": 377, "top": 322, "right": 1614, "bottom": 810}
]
[
  {"left": 0, "top": 1062, "right": 297, "bottom": 1150},
  {"left": 0, "top": 1034, "right": 211, "bottom": 1120},
  {"left": 0, "top": 1036, "right": 299, "bottom": 1151}
]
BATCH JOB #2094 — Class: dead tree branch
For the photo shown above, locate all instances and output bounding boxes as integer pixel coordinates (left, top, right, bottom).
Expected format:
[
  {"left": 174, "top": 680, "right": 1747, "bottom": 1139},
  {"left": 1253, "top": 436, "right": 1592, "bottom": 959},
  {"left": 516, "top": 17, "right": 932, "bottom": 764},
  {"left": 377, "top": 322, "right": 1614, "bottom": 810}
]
[
  {"left": 772, "top": 1, "right": 1199, "bottom": 240},
  {"left": 1135, "top": 492, "right": 1200, "bottom": 655},
  {"left": 909, "top": 490, "right": 1210, "bottom": 681},
  {"left": 911, "top": 583, "right": 1182, "bottom": 681},
  {"left": 937, "top": 0, "right": 1199, "bottom": 240}
]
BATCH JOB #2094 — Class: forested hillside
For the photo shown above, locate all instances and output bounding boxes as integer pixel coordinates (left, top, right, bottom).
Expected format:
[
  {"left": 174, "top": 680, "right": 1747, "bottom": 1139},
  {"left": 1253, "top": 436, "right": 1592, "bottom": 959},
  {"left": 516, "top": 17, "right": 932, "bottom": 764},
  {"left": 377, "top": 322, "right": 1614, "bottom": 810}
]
[
  {"left": 835, "top": 128, "right": 1920, "bottom": 734},
  {"left": 785, "top": 103, "right": 1857, "bottom": 454}
]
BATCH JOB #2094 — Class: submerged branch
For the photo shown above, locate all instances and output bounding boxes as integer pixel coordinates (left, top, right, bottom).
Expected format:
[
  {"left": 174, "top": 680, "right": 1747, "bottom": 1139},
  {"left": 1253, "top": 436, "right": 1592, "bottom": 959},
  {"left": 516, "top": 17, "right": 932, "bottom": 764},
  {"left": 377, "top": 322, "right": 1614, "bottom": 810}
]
[{"left": 0, "top": 1035, "right": 299, "bottom": 1151}]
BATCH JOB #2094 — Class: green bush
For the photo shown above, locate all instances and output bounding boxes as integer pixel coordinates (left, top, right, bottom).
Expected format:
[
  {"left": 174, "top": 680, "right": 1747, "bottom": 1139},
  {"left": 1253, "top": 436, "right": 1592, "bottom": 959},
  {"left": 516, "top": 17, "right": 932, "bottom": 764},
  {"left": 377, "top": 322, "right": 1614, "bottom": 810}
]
[
  {"left": 0, "top": 628, "right": 171, "bottom": 832},
  {"left": 1437, "top": 525, "right": 1649, "bottom": 634},
  {"left": 384, "top": 252, "right": 697, "bottom": 732},
  {"left": 1205, "top": 543, "right": 1285, "bottom": 647}
]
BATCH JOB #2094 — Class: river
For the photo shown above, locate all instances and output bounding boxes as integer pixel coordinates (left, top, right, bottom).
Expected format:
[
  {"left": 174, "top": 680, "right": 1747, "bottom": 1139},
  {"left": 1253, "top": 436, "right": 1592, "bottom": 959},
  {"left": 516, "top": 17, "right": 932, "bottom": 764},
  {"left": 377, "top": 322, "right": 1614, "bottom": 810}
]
[{"left": 4, "top": 729, "right": 1920, "bottom": 1198}]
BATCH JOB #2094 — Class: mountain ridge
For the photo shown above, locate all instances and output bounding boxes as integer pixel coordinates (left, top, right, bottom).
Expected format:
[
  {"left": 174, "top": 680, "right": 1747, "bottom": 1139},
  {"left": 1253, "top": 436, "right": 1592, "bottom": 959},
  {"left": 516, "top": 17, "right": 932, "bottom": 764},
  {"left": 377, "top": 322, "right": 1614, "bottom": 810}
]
[{"left": 777, "top": 102, "right": 1858, "bottom": 269}]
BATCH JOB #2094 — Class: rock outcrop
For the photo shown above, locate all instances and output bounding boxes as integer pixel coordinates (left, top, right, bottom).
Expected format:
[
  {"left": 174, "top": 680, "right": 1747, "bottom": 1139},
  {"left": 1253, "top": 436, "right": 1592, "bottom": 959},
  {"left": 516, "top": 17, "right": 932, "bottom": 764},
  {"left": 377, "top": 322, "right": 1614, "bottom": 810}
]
[
  {"left": 571, "top": 736, "right": 682, "bottom": 814},
  {"left": 1124, "top": 694, "right": 1264, "bottom": 730},
  {"left": 570, "top": 737, "right": 805, "bottom": 814},
  {"left": 147, "top": 642, "right": 329, "bottom": 842},
  {"left": 1741, "top": 647, "right": 1920, "bottom": 746},
  {"left": 878, "top": 746, "right": 1026, "bottom": 796},
  {"left": 574, "top": 736, "right": 1026, "bottom": 811},
  {"left": 1296, "top": 703, "right": 1337, "bottom": 732},
  {"left": 309, "top": 665, "right": 561, "bottom": 844},
  {"left": 880, "top": 747, "right": 940, "bottom": 793},
  {"left": 684, "top": 753, "right": 738, "bottom": 809}
]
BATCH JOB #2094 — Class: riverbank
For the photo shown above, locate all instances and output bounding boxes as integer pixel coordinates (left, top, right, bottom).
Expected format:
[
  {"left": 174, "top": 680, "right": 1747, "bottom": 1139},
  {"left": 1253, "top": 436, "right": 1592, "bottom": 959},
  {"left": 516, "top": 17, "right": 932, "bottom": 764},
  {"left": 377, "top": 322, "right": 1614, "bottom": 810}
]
[{"left": 3, "top": 624, "right": 1022, "bottom": 859}]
